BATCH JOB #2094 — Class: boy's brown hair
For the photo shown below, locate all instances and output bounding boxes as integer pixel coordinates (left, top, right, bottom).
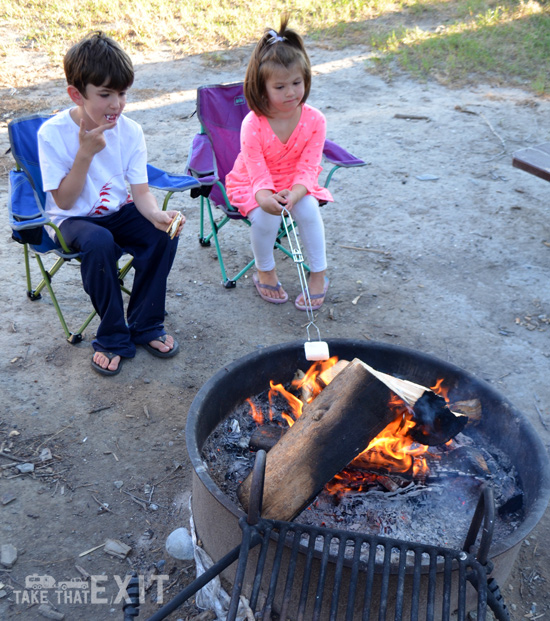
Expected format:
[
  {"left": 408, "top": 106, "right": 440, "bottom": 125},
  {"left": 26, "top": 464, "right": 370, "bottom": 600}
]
[
  {"left": 64, "top": 31, "right": 134, "bottom": 96},
  {"left": 244, "top": 15, "right": 311, "bottom": 117}
]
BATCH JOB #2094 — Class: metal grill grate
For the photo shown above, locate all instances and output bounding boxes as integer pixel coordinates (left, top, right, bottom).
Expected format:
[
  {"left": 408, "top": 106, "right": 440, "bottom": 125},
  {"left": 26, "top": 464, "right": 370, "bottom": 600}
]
[
  {"left": 127, "top": 450, "right": 509, "bottom": 621},
  {"left": 227, "top": 517, "right": 490, "bottom": 621}
]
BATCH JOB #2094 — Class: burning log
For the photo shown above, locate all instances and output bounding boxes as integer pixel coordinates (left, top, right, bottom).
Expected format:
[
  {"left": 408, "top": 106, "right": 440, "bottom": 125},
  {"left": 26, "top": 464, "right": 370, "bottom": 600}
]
[
  {"left": 409, "top": 390, "right": 467, "bottom": 445},
  {"left": 310, "top": 358, "right": 469, "bottom": 445},
  {"left": 358, "top": 362, "right": 468, "bottom": 445},
  {"left": 449, "top": 398, "right": 482, "bottom": 425},
  {"left": 249, "top": 426, "right": 286, "bottom": 451},
  {"left": 238, "top": 358, "right": 421, "bottom": 521}
]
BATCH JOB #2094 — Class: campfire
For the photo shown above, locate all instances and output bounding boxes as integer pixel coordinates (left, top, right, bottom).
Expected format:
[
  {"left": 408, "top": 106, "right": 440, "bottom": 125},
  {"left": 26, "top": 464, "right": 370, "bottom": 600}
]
[
  {"left": 246, "top": 357, "right": 454, "bottom": 481},
  {"left": 202, "top": 354, "right": 523, "bottom": 551},
  {"left": 189, "top": 339, "right": 550, "bottom": 618}
]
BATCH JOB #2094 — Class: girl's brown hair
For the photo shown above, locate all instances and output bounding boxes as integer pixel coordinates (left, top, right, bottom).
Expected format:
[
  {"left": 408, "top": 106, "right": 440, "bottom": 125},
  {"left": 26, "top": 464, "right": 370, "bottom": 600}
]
[{"left": 244, "top": 15, "right": 311, "bottom": 117}]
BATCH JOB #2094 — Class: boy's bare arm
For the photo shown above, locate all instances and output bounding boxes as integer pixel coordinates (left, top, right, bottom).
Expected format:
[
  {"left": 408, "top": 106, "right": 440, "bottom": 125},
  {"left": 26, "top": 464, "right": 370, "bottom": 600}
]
[
  {"left": 131, "top": 183, "right": 185, "bottom": 237},
  {"left": 52, "top": 120, "right": 115, "bottom": 210}
]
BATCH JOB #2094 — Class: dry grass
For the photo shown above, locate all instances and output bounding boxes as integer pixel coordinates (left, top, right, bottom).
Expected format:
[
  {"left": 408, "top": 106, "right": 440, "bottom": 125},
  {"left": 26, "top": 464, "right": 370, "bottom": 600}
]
[{"left": 1, "top": 0, "right": 550, "bottom": 92}]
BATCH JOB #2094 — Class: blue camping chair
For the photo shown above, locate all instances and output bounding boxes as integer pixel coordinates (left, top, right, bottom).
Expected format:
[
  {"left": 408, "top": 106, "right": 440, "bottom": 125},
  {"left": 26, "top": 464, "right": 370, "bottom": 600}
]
[
  {"left": 185, "top": 82, "right": 366, "bottom": 288},
  {"left": 8, "top": 113, "right": 200, "bottom": 344}
]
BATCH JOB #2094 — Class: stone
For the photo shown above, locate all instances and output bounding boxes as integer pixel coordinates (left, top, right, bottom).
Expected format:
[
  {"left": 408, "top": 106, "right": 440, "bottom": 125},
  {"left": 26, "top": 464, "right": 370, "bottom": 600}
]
[
  {"left": 165, "top": 527, "right": 194, "bottom": 561},
  {"left": 37, "top": 603, "right": 64, "bottom": 619},
  {"left": 15, "top": 463, "right": 34, "bottom": 473},
  {"left": 0, "top": 543, "right": 17, "bottom": 568}
]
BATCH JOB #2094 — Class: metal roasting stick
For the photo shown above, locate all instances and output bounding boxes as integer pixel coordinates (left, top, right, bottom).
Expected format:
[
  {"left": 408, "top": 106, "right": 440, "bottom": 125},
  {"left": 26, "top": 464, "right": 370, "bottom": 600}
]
[{"left": 281, "top": 208, "right": 329, "bottom": 361}]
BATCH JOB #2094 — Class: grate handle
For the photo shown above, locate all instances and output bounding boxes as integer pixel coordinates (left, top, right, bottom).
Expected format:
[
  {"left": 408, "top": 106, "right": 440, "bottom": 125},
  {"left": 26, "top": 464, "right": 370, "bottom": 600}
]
[
  {"left": 247, "top": 449, "right": 266, "bottom": 525},
  {"left": 463, "top": 483, "right": 495, "bottom": 566}
]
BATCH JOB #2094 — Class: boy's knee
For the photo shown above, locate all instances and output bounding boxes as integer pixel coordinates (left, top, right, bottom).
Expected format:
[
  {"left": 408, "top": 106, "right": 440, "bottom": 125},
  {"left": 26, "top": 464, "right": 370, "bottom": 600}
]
[{"left": 79, "top": 227, "right": 118, "bottom": 259}]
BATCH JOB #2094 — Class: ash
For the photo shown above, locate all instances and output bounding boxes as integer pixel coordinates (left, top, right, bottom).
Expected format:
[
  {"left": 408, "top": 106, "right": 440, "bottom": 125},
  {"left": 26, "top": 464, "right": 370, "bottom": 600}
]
[{"left": 201, "top": 390, "right": 522, "bottom": 552}]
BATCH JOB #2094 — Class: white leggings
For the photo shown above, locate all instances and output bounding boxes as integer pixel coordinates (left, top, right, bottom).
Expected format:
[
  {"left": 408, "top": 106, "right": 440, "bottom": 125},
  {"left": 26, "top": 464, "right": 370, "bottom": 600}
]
[{"left": 248, "top": 195, "right": 327, "bottom": 273}]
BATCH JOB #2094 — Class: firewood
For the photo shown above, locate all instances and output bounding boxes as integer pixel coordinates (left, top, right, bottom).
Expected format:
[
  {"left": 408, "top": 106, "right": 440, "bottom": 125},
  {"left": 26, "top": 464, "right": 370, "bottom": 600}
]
[
  {"left": 249, "top": 426, "right": 286, "bottom": 452},
  {"left": 238, "top": 358, "right": 404, "bottom": 521},
  {"left": 318, "top": 359, "right": 350, "bottom": 387},
  {"left": 449, "top": 399, "right": 482, "bottom": 425},
  {"left": 360, "top": 362, "right": 468, "bottom": 445}
]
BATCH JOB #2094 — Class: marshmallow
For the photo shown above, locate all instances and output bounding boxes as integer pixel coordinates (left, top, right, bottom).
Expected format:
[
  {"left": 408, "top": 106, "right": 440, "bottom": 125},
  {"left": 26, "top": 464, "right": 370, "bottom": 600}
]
[{"left": 305, "top": 341, "right": 330, "bottom": 361}]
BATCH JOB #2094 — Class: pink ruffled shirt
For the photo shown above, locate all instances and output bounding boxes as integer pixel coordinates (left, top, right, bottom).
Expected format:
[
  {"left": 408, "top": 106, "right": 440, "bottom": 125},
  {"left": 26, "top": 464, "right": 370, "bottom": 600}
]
[{"left": 226, "top": 104, "right": 333, "bottom": 216}]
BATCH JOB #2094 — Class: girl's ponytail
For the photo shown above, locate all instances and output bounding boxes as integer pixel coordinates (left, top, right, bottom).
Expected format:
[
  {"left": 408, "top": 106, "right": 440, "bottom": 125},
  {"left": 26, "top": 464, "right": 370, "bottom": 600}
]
[{"left": 244, "top": 14, "right": 311, "bottom": 116}]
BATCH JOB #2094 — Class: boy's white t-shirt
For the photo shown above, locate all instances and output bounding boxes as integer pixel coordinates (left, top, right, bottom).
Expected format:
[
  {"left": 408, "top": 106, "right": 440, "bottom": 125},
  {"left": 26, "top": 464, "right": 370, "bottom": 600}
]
[{"left": 38, "top": 108, "right": 148, "bottom": 234}]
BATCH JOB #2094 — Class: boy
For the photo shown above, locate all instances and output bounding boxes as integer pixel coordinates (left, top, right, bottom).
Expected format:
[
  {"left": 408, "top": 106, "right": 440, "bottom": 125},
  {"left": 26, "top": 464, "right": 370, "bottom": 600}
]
[{"left": 38, "top": 32, "right": 183, "bottom": 376}]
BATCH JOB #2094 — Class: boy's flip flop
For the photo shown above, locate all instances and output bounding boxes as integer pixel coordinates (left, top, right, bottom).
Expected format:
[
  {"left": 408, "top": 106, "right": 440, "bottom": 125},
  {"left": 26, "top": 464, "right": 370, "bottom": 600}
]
[
  {"left": 91, "top": 352, "right": 123, "bottom": 376},
  {"left": 252, "top": 273, "right": 288, "bottom": 304},
  {"left": 295, "top": 277, "right": 330, "bottom": 311},
  {"left": 142, "top": 335, "right": 180, "bottom": 358}
]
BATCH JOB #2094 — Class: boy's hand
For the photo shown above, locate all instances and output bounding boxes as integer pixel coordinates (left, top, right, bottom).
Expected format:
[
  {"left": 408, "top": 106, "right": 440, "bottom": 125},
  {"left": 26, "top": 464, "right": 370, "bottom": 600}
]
[
  {"left": 153, "top": 210, "right": 186, "bottom": 237},
  {"left": 78, "top": 120, "right": 116, "bottom": 157}
]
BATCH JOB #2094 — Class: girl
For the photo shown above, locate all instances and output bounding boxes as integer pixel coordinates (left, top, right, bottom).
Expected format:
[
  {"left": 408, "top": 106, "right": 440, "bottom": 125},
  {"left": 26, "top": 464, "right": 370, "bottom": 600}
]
[{"left": 226, "top": 16, "right": 332, "bottom": 310}]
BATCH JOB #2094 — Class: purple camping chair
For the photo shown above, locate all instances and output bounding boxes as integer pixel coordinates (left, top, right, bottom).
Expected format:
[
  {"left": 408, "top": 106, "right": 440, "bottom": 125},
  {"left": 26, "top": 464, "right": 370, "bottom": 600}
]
[{"left": 185, "top": 82, "right": 366, "bottom": 288}]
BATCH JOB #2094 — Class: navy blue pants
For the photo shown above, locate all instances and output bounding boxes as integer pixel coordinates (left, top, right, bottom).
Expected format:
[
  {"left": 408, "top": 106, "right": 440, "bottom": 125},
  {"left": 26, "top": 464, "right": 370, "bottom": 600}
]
[{"left": 59, "top": 203, "right": 178, "bottom": 358}]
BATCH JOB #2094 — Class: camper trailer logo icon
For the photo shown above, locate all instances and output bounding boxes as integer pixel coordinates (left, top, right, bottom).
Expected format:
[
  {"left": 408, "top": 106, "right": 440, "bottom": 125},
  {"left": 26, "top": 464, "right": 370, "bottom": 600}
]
[{"left": 25, "top": 574, "right": 56, "bottom": 590}]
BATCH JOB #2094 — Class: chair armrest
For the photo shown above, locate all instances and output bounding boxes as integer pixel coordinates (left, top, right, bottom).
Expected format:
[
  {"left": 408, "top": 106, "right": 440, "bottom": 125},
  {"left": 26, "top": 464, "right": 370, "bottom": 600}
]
[
  {"left": 323, "top": 139, "right": 366, "bottom": 168},
  {"left": 185, "top": 133, "right": 219, "bottom": 186},
  {"left": 8, "top": 169, "right": 48, "bottom": 229},
  {"left": 146, "top": 164, "right": 201, "bottom": 193}
]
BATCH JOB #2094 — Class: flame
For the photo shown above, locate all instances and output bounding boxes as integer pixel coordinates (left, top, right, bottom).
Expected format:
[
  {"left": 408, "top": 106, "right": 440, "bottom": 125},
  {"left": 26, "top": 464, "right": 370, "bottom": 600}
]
[
  {"left": 353, "top": 394, "right": 429, "bottom": 477},
  {"left": 249, "top": 358, "right": 340, "bottom": 425},
  {"left": 430, "top": 377, "right": 449, "bottom": 400},
  {"left": 246, "top": 361, "right": 450, "bottom": 495},
  {"left": 246, "top": 398, "right": 264, "bottom": 425}
]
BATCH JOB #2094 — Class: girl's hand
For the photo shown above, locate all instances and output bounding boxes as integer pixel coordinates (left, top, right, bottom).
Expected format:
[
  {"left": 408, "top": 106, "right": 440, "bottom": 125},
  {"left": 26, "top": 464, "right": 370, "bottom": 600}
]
[
  {"left": 277, "top": 189, "right": 293, "bottom": 209},
  {"left": 278, "top": 186, "right": 306, "bottom": 210},
  {"left": 256, "top": 190, "right": 285, "bottom": 215}
]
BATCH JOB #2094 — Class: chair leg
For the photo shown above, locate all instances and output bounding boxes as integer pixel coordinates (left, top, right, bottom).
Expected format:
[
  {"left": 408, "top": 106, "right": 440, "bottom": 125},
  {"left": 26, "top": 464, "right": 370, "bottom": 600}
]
[
  {"left": 198, "top": 196, "right": 211, "bottom": 246},
  {"left": 202, "top": 197, "right": 237, "bottom": 287},
  {"left": 21, "top": 244, "right": 136, "bottom": 345},
  {"left": 33, "top": 254, "right": 88, "bottom": 342},
  {"left": 199, "top": 199, "right": 314, "bottom": 288},
  {"left": 23, "top": 244, "right": 42, "bottom": 300},
  {"left": 161, "top": 191, "right": 174, "bottom": 212}
]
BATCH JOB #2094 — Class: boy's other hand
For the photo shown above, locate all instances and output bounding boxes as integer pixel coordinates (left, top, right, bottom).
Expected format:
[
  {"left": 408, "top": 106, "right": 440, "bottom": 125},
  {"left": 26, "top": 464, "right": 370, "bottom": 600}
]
[
  {"left": 154, "top": 210, "right": 186, "bottom": 237},
  {"left": 78, "top": 120, "right": 116, "bottom": 157}
]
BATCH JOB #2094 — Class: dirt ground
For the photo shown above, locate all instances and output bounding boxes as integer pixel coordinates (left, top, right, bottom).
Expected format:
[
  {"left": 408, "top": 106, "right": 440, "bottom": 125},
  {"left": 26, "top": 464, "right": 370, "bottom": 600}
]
[{"left": 0, "top": 34, "right": 549, "bottom": 621}]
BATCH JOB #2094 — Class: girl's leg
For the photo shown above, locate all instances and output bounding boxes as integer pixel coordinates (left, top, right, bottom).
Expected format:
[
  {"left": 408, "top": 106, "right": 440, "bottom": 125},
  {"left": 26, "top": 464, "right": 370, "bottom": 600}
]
[
  {"left": 291, "top": 195, "right": 328, "bottom": 304},
  {"left": 248, "top": 207, "right": 287, "bottom": 300}
]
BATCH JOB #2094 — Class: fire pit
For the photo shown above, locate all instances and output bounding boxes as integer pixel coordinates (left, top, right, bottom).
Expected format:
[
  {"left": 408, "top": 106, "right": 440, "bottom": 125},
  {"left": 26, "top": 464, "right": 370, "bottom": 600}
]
[{"left": 186, "top": 339, "right": 550, "bottom": 613}]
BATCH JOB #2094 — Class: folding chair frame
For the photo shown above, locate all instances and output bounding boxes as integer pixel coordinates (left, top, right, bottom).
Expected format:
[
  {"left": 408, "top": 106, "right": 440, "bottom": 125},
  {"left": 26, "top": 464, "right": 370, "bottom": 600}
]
[
  {"left": 187, "top": 82, "right": 366, "bottom": 289},
  {"left": 8, "top": 114, "right": 199, "bottom": 344}
]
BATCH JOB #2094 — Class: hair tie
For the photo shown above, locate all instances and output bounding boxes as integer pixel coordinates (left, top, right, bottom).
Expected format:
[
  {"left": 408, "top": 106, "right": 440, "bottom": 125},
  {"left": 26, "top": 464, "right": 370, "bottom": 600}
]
[{"left": 267, "top": 29, "right": 286, "bottom": 44}]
